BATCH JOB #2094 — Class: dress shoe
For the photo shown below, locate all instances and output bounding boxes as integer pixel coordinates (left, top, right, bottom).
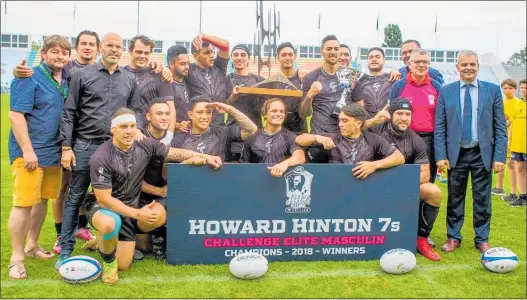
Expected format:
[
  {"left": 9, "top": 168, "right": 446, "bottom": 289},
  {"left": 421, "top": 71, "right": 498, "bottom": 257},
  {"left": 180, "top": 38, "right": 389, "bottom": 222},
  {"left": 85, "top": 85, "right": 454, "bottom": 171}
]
[
  {"left": 441, "top": 238, "right": 461, "bottom": 252},
  {"left": 475, "top": 242, "right": 491, "bottom": 254}
]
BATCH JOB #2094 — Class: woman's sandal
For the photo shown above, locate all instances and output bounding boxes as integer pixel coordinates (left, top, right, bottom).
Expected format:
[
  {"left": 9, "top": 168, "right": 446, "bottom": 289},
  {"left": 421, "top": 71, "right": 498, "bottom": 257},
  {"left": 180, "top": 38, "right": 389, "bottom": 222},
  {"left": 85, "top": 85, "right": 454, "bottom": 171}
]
[
  {"left": 24, "top": 246, "right": 54, "bottom": 260},
  {"left": 8, "top": 261, "right": 27, "bottom": 280}
]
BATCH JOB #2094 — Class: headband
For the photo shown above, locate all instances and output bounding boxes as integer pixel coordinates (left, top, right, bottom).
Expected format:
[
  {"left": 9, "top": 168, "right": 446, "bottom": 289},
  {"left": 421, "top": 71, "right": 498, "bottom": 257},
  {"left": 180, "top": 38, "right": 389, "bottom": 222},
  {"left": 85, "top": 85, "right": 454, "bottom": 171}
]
[{"left": 111, "top": 114, "right": 136, "bottom": 128}]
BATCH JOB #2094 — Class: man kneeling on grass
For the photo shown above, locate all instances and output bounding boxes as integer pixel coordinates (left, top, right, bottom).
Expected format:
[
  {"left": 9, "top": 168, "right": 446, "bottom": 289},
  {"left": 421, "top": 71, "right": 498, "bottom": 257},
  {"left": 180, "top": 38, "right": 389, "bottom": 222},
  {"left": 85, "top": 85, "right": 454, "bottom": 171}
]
[{"left": 59, "top": 107, "right": 222, "bottom": 285}]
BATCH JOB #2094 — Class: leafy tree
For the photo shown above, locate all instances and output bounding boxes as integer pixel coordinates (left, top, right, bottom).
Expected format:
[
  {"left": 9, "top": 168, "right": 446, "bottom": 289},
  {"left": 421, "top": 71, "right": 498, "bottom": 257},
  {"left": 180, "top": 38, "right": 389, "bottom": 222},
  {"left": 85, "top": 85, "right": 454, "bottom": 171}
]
[
  {"left": 382, "top": 24, "right": 403, "bottom": 48},
  {"left": 505, "top": 48, "right": 526, "bottom": 66}
]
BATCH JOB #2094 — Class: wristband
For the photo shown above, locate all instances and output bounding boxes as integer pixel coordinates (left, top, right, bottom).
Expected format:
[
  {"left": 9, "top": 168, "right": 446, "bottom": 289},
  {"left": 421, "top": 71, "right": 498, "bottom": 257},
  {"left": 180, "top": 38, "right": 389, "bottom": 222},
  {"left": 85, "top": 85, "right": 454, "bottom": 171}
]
[
  {"left": 202, "top": 36, "right": 229, "bottom": 52},
  {"left": 62, "top": 147, "right": 72, "bottom": 152}
]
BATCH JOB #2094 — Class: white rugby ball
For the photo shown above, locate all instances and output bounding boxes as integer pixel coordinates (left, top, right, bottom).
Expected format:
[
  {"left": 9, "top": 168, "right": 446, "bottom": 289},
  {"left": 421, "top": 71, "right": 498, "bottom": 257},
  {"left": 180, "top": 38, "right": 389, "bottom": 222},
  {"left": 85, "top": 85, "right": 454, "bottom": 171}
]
[
  {"left": 380, "top": 248, "right": 416, "bottom": 274},
  {"left": 229, "top": 252, "right": 268, "bottom": 280},
  {"left": 481, "top": 247, "right": 518, "bottom": 273},
  {"left": 58, "top": 255, "right": 101, "bottom": 283}
]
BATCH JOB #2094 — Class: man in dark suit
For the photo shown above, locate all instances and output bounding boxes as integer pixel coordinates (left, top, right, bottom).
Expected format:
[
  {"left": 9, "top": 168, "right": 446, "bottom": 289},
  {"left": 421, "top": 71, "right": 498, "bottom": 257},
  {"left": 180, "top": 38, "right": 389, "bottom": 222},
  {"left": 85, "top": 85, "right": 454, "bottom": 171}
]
[{"left": 434, "top": 50, "right": 507, "bottom": 254}]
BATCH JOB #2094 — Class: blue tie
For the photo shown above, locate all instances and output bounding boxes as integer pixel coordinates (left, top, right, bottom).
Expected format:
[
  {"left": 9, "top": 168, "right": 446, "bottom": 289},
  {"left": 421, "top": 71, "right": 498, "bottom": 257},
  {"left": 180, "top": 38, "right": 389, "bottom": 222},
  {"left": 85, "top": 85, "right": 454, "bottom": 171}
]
[{"left": 462, "top": 84, "right": 472, "bottom": 145}]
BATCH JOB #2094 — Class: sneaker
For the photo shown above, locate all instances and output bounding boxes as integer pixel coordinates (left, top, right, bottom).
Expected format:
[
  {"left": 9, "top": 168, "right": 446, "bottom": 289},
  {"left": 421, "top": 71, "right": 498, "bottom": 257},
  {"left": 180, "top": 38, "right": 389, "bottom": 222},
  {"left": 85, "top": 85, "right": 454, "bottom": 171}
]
[
  {"left": 509, "top": 196, "right": 527, "bottom": 207},
  {"left": 75, "top": 227, "right": 95, "bottom": 242},
  {"left": 491, "top": 188, "right": 506, "bottom": 196},
  {"left": 54, "top": 254, "right": 70, "bottom": 271},
  {"left": 417, "top": 236, "right": 440, "bottom": 261},
  {"left": 154, "top": 239, "right": 166, "bottom": 261},
  {"left": 102, "top": 259, "right": 118, "bottom": 285},
  {"left": 502, "top": 194, "right": 517, "bottom": 202},
  {"left": 133, "top": 249, "right": 145, "bottom": 261},
  {"left": 52, "top": 236, "right": 61, "bottom": 255},
  {"left": 81, "top": 236, "right": 98, "bottom": 251},
  {"left": 427, "top": 237, "right": 436, "bottom": 248}
]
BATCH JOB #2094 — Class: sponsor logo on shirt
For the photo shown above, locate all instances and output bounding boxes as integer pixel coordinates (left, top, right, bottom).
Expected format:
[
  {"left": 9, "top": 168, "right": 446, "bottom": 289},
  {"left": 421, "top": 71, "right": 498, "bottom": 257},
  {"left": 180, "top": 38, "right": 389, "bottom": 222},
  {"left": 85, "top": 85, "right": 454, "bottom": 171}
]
[
  {"left": 285, "top": 166, "right": 313, "bottom": 213},
  {"left": 205, "top": 73, "right": 212, "bottom": 85},
  {"left": 265, "top": 141, "right": 273, "bottom": 153},
  {"left": 197, "top": 142, "right": 206, "bottom": 154},
  {"left": 428, "top": 94, "right": 435, "bottom": 105},
  {"left": 329, "top": 81, "right": 338, "bottom": 93}
]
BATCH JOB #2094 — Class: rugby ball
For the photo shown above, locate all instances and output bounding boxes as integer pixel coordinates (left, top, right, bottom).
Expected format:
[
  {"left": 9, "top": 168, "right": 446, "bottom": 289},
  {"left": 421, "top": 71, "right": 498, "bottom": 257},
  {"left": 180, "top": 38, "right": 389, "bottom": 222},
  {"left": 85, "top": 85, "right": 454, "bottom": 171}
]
[
  {"left": 58, "top": 255, "right": 101, "bottom": 283},
  {"left": 481, "top": 247, "right": 518, "bottom": 273},
  {"left": 380, "top": 248, "right": 416, "bottom": 274},
  {"left": 229, "top": 252, "right": 268, "bottom": 280}
]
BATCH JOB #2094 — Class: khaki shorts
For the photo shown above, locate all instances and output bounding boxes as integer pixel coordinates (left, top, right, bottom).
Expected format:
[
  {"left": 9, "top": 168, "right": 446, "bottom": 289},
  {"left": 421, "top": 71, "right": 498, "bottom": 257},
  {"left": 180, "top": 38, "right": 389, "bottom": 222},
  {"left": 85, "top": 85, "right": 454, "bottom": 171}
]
[{"left": 11, "top": 158, "right": 62, "bottom": 207}]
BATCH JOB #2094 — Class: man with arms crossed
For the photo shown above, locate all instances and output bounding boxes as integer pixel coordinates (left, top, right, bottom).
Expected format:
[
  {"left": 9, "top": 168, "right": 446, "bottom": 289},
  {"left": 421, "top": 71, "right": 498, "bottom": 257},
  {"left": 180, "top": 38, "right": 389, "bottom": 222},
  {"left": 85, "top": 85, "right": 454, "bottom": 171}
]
[
  {"left": 435, "top": 50, "right": 507, "bottom": 253},
  {"left": 372, "top": 98, "right": 442, "bottom": 260},
  {"left": 187, "top": 33, "right": 230, "bottom": 127},
  {"left": 172, "top": 96, "right": 257, "bottom": 161},
  {"left": 57, "top": 32, "right": 141, "bottom": 268},
  {"left": 297, "top": 103, "right": 404, "bottom": 179},
  {"left": 86, "top": 108, "right": 222, "bottom": 284},
  {"left": 8, "top": 35, "right": 71, "bottom": 279},
  {"left": 240, "top": 98, "right": 306, "bottom": 177}
]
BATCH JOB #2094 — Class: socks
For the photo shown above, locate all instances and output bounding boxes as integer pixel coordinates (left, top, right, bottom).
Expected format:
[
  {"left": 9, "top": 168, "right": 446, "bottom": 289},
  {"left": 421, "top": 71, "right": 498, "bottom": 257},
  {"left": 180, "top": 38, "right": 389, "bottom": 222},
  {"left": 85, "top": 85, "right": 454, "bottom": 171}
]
[
  {"left": 418, "top": 201, "right": 440, "bottom": 238},
  {"left": 55, "top": 223, "right": 62, "bottom": 236},
  {"left": 78, "top": 214, "right": 88, "bottom": 229},
  {"left": 100, "top": 248, "right": 117, "bottom": 263}
]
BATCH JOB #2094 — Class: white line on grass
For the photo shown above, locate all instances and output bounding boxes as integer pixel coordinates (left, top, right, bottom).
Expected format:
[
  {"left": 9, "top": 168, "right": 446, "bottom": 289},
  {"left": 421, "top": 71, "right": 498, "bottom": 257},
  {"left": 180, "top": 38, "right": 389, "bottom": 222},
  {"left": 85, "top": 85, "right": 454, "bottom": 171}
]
[{"left": 2, "top": 263, "right": 479, "bottom": 287}]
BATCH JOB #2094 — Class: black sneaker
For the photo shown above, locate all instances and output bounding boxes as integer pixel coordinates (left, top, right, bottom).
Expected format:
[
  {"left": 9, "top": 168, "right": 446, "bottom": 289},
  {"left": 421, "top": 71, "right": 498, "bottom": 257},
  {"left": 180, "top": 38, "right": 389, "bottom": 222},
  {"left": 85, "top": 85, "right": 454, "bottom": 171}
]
[
  {"left": 502, "top": 194, "right": 518, "bottom": 202},
  {"left": 154, "top": 239, "right": 166, "bottom": 261},
  {"left": 491, "top": 188, "right": 506, "bottom": 196},
  {"left": 133, "top": 249, "right": 145, "bottom": 261},
  {"left": 508, "top": 196, "right": 527, "bottom": 207}
]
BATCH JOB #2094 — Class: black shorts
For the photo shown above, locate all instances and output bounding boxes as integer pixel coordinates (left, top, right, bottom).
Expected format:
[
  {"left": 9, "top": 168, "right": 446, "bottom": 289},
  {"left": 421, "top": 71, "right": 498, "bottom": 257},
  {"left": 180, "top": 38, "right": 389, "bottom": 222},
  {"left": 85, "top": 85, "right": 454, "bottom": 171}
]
[
  {"left": 306, "top": 146, "right": 329, "bottom": 163},
  {"left": 86, "top": 203, "right": 146, "bottom": 242},
  {"left": 511, "top": 152, "right": 527, "bottom": 162},
  {"left": 138, "top": 197, "right": 167, "bottom": 210}
]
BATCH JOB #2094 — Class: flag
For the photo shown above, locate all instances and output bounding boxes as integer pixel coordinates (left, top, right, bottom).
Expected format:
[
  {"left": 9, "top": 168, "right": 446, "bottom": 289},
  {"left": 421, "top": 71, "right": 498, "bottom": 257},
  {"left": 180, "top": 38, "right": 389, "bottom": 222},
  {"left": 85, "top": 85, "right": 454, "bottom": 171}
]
[
  {"left": 376, "top": 14, "right": 379, "bottom": 31},
  {"left": 318, "top": 13, "right": 321, "bottom": 30},
  {"left": 434, "top": 15, "right": 438, "bottom": 33}
]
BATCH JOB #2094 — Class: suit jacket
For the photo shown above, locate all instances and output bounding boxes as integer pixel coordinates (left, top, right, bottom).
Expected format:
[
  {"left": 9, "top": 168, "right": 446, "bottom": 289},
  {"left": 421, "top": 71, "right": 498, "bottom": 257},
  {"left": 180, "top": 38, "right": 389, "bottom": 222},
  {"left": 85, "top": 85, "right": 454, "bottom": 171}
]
[{"left": 434, "top": 80, "right": 507, "bottom": 171}]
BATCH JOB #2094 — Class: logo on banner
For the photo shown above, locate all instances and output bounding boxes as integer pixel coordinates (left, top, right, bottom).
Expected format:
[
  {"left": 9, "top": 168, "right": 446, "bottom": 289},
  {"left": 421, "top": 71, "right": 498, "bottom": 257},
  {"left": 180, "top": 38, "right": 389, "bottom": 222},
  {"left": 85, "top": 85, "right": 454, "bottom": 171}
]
[{"left": 284, "top": 166, "right": 313, "bottom": 213}]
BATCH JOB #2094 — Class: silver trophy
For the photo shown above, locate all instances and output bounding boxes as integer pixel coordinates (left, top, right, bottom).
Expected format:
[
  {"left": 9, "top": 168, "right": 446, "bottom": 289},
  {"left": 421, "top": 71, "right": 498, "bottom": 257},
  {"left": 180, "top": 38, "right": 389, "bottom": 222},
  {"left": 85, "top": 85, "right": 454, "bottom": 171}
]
[{"left": 331, "top": 67, "right": 356, "bottom": 117}]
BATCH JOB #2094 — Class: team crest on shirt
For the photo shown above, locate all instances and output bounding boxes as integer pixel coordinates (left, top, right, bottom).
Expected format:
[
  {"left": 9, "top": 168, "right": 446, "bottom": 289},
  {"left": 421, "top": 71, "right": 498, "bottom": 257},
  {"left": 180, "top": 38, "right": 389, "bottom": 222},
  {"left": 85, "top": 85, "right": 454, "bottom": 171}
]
[
  {"left": 329, "top": 81, "right": 338, "bottom": 93},
  {"left": 205, "top": 73, "right": 212, "bottom": 85},
  {"left": 373, "top": 82, "right": 381, "bottom": 93},
  {"left": 265, "top": 141, "right": 273, "bottom": 153},
  {"left": 284, "top": 166, "right": 313, "bottom": 213},
  {"left": 428, "top": 94, "right": 435, "bottom": 105},
  {"left": 98, "top": 167, "right": 105, "bottom": 182},
  {"left": 197, "top": 142, "right": 206, "bottom": 154},
  {"left": 184, "top": 91, "right": 189, "bottom": 103}
]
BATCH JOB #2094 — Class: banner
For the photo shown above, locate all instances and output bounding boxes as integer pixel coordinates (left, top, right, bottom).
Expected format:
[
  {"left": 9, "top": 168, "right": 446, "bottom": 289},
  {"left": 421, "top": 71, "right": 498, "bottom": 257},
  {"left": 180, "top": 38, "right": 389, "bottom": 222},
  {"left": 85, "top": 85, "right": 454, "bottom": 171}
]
[{"left": 166, "top": 164, "right": 420, "bottom": 265}]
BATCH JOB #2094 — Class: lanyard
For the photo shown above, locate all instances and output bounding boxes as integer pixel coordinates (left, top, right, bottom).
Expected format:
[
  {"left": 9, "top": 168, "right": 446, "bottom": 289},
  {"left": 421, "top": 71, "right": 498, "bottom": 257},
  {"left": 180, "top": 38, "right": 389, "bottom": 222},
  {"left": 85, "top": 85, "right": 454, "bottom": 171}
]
[{"left": 39, "top": 64, "right": 68, "bottom": 99}]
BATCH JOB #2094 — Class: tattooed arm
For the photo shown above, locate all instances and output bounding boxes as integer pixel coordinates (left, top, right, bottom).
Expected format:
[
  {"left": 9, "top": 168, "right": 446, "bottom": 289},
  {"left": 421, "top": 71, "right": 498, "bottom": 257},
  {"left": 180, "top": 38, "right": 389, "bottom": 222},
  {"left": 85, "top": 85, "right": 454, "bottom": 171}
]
[
  {"left": 165, "top": 147, "right": 223, "bottom": 169},
  {"left": 205, "top": 102, "right": 258, "bottom": 140}
]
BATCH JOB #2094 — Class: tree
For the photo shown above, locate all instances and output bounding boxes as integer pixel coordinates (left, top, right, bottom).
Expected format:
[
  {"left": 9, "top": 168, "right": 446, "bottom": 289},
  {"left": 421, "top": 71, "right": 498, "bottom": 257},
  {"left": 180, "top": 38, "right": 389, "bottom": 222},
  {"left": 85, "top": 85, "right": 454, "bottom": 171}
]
[
  {"left": 382, "top": 24, "right": 403, "bottom": 48},
  {"left": 505, "top": 48, "right": 526, "bottom": 66},
  {"left": 31, "top": 40, "right": 41, "bottom": 51}
]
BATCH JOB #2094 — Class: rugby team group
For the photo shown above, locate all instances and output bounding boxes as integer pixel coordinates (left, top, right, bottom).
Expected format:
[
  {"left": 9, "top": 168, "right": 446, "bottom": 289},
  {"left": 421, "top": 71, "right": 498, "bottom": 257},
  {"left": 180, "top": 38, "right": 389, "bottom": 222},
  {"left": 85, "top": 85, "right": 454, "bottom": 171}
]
[{"left": 5, "top": 29, "right": 526, "bottom": 284}]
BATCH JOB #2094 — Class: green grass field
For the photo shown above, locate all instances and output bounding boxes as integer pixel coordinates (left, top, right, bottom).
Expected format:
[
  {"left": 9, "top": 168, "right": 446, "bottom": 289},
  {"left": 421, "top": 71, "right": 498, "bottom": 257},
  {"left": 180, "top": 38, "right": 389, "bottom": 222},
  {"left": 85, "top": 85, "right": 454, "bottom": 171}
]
[{"left": 0, "top": 93, "right": 525, "bottom": 298}]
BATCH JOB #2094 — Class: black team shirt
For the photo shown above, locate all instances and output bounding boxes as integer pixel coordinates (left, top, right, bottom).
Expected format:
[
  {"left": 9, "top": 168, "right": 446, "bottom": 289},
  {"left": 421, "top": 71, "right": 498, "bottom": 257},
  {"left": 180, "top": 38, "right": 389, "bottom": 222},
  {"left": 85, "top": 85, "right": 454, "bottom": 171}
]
[
  {"left": 88, "top": 138, "right": 169, "bottom": 209},
  {"left": 187, "top": 56, "right": 229, "bottom": 126},
  {"left": 301, "top": 67, "right": 356, "bottom": 134},
  {"left": 171, "top": 126, "right": 241, "bottom": 161},
  {"left": 123, "top": 66, "right": 173, "bottom": 130},
  {"left": 326, "top": 131, "right": 396, "bottom": 164},
  {"left": 240, "top": 128, "right": 301, "bottom": 163},
  {"left": 372, "top": 123, "right": 429, "bottom": 165}
]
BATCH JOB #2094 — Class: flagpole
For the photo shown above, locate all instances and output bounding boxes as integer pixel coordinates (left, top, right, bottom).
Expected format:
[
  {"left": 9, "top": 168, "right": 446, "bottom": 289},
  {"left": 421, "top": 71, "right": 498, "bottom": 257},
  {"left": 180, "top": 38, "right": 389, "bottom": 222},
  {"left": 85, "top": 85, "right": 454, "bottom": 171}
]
[
  {"left": 4, "top": 1, "right": 7, "bottom": 33},
  {"left": 199, "top": 0, "right": 202, "bottom": 33},
  {"left": 435, "top": 15, "right": 438, "bottom": 51},
  {"left": 136, "top": 1, "right": 140, "bottom": 35},
  {"left": 317, "top": 13, "right": 321, "bottom": 45},
  {"left": 496, "top": 13, "right": 499, "bottom": 59},
  {"left": 73, "top": 1, "right": 76, "bottom": 36},
  {"left": 376, "top": 13, "right": 379, "bottom": 46}
]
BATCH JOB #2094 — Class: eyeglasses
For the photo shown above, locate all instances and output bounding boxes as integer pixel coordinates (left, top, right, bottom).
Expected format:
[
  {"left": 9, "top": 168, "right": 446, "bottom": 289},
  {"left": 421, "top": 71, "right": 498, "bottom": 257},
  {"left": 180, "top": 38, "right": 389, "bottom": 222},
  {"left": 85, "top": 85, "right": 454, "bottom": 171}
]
[{"left": 411, "top": 60, "right": 430, "bottom": 66}]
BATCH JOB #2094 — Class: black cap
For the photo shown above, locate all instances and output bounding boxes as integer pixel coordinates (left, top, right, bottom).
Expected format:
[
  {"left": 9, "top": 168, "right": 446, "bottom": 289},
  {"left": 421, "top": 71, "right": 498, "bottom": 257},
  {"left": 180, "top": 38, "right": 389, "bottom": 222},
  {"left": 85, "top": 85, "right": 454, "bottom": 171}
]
[
  {"left": 388, "top": 98, "right": 412, "bottom": 115},
  {"left": 231, "top": 44, "right": 250, "bottom": 58}
]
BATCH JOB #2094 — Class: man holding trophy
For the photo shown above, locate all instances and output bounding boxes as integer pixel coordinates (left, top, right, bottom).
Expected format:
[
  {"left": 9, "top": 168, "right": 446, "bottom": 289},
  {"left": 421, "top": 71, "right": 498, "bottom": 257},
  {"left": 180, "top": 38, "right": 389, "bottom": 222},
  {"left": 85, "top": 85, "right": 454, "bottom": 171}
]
[{"left": 299, "top": 35, "right": 362, "bottom": 163}]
